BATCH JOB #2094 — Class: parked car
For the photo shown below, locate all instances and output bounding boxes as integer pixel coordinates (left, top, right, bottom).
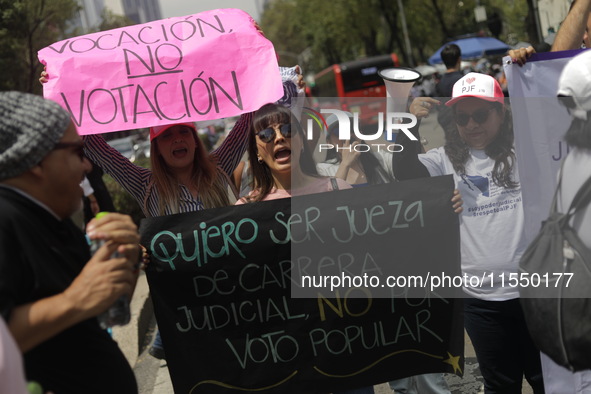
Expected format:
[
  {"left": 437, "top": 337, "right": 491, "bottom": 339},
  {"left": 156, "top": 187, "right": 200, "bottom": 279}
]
[
  {"left": 134, "top": 139, "right": 151, "bottom": 160},
  {"left": 107, "top": 137, "right": 136, "bottom": 162}
]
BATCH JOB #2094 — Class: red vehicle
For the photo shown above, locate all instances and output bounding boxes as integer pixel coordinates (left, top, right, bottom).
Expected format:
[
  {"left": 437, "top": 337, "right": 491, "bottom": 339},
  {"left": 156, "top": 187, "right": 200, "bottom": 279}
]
[{"left": 311, "top": 54, "right": 400, "bottom": 125}]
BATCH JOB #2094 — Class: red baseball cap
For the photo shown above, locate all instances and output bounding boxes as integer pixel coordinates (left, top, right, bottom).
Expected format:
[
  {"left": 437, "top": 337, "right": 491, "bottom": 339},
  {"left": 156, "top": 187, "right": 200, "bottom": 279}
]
[
  {"left": 149, "top": 122, "right": 197, "bottom": 141},
  {"left": 446, "top": 72, "right": 505, "bottom": 107}
]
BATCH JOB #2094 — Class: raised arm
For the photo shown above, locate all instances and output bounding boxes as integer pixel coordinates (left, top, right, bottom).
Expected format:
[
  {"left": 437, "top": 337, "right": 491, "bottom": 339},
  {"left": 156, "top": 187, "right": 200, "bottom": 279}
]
[
  {"left": 212, "top": 112, "right": 253, "bottom": 177},
  {"left": 552, "top": 0, "right": 591, "bottom": 51},
  {"left": 84, "top": 134, "right": 151, "bottom": 208},
  {"left": 392, "top": 97, "right": 437, "bottom": 180}
]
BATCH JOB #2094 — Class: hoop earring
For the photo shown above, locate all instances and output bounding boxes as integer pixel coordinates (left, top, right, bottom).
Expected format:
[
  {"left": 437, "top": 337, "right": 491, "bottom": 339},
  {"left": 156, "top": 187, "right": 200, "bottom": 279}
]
[{"left": 257, "top": 156, "right": 263, "bottom": 164}]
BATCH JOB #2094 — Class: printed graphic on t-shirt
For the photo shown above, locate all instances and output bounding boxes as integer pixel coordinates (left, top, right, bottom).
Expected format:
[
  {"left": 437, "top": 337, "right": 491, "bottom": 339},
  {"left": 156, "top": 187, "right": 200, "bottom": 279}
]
[
  {"left": 463, "top": 175, "right": 489, "bottom": 197},
  {"left": 461, "top": 173, "right": 522, "bottom": 217}
]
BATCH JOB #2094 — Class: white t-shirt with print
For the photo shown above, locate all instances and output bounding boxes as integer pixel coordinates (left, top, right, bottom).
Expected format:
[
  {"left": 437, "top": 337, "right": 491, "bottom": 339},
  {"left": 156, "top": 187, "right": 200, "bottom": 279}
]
[{"left": 419, "top": 147, "right": 526, "bottom": 300}]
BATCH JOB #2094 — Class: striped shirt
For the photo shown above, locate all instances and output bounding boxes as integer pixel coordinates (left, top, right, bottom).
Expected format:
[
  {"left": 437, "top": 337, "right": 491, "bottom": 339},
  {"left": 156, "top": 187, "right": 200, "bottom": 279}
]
[{"left": 84, "top": 113, "right": 251, "bottom": 217}]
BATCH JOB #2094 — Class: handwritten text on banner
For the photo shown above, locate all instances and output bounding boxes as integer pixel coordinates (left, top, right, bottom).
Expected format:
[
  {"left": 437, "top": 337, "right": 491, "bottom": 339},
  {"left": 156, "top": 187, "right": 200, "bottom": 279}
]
[
  {"left": 38, "top": 8, "right": 283, "bottom": 135},
  {"left": 139, "top": 178, "right": 463, "bottom": 394}
]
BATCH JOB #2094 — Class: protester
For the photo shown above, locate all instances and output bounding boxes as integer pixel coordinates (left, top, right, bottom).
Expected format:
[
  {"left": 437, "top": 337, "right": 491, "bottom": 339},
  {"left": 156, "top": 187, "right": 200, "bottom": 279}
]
[
  {"left": 316, "top": 115, "right": 393, "bottom": 186},
  {"left": 0, "top": 91, "right": 140, "bottom": 393},
  {"left": 434, "top": 44, "right": 465, "bottom": 141},
  {"left": 84, "top": 116, "right": 248, "bottom": 359},
  {"left": 237, "top": 103, "right": 351, "bottom": 203},
  {"left": 435, "top": 44, "right": 464, "bottom": 98},
  {"left": 393, "top": 73, "right": 544, "bottom": 393},
  {"left": 504, "top": 4, "right": 591, "bottom": 392},
  {"left": 85, "top": 120, "right": 243, "bottom": 214},
  {"left": 82, "top": 71, "right": 301, "bottom": 357},
  {"left": 536, "top": 49, "right": 591, "bottom": 394}
]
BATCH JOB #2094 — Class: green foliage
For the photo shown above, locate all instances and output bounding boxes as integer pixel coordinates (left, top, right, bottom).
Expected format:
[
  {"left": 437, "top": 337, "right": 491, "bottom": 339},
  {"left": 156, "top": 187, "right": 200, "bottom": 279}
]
[
  {"left": 102, "top": 156, "right": 150, "bottom": 226},
  {"left": 97, "top": 8, "right": 135, "bottom": 31},
  {"left": 261, "top": 0, "right": 531, "bottom": 72},
  {"left": 0, "top": 0, "right": 80, "bottom": 93}
]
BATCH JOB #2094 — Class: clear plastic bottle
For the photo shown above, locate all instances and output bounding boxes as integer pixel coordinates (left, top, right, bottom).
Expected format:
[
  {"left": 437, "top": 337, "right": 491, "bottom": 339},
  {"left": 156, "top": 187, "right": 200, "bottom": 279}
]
[{"left": 89, "top": 212, "right": 131, "bottom": 329}]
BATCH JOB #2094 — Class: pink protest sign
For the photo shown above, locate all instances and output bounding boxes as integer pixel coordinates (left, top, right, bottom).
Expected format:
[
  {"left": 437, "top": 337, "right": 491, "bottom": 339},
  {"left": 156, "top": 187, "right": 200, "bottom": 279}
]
[{"left": 38, "top": 8, "right": 282, "bottom": 135}]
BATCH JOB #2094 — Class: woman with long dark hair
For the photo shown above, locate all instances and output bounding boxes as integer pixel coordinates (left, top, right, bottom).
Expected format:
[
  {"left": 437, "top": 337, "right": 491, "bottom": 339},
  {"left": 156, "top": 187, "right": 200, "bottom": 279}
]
[
  {"left": 237, "top": 103, "right": 350, "bottom": 203},
  {"left": 393, "top": 73, "right": 544, "bottom": 393}
]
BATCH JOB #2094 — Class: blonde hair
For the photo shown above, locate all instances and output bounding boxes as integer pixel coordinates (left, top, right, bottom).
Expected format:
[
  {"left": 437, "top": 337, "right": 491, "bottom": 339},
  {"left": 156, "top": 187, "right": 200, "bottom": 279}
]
[{"left": 147, "top": 129, "right": 234, "bottom": 216}]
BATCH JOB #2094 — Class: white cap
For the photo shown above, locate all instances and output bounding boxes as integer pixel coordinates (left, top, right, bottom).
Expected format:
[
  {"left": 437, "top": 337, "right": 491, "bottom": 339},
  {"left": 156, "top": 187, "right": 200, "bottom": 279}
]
[
  {"left": 557, "top": 50, "right": 591, "bottom": 120},
  {"left": 446, "top": 72, "right": 505, "bottom": 107}
]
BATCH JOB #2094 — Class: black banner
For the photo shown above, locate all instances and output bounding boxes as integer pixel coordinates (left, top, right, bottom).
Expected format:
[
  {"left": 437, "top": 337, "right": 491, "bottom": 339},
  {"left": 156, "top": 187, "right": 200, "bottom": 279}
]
[{"left": 140, "top": 176, "right": 463, "bottom": 393}]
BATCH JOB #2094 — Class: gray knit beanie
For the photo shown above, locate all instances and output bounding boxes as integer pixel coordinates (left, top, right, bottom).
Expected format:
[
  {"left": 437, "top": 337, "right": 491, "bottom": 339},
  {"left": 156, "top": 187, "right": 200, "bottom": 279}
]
[{"left": 0, "top": 91, "right": 71, "bottom": 181}]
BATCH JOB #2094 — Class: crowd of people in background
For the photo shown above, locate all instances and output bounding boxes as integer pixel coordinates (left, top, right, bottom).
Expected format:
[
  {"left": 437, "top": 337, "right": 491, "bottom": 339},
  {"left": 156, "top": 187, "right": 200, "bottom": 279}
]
[{"left": 1, "top": 1, "right": 591, "bottom": 393}]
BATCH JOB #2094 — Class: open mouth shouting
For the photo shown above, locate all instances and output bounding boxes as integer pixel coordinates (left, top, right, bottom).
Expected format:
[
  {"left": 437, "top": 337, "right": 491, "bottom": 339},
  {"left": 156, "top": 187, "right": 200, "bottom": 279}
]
[
  {"left": 172, "top": 146, "right": 188, "bottom": 158},
  {"left": 274, "top": 147, "right": 291, "bottom": 164}
]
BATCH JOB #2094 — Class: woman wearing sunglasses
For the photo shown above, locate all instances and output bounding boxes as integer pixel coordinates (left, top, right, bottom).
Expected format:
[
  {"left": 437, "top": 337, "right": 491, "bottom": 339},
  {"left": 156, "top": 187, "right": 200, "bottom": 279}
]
[
  {"left": 237, "top": 103, "right": 351, "bottom": 203},
  {"left": 393, "top": 73, "right": 544, "bottom": 393},
  {"left": 237, "top": 103, "right": 379, "bottom": 394}
]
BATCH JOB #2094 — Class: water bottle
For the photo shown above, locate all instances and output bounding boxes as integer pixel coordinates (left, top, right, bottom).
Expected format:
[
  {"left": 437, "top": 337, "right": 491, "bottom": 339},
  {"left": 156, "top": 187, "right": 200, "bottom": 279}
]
[{"left": 89, "top": 212, "right": 131, "bottom": 329}]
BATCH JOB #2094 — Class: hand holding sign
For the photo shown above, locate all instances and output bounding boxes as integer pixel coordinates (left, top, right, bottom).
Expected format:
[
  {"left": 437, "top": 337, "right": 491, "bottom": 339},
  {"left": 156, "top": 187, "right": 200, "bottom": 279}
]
[
  {"left": 38, "top": 9, "right": 283, "bottom": 135},
  {"left": 39, "top": 68, "right": 48, "bottom": 84}
]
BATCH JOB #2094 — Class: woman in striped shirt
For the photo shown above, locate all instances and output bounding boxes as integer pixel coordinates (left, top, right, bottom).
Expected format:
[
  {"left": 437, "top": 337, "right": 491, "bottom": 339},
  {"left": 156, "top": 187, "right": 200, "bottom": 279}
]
[{"left": 83, "top": 118, "right": 249, "bottom": 217}]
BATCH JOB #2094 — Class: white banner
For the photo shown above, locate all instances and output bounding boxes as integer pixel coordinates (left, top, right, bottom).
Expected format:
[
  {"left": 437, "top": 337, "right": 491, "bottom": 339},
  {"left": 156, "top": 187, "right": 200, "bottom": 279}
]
[{"left": 504, "top": 49, "right": 586, "bottom": 243}]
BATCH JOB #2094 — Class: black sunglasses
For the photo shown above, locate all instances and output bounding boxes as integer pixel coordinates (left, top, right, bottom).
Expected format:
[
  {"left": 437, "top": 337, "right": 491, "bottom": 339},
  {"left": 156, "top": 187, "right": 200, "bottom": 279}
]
[
  {"left": 256, "top": 123, "right": 292, "bottom": 143},
  {"left": 454, "top": 107, "right": 496, "bottom": 127},
  {"left": 53, "top": 141, "right": 86, "bottom": 160}
]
